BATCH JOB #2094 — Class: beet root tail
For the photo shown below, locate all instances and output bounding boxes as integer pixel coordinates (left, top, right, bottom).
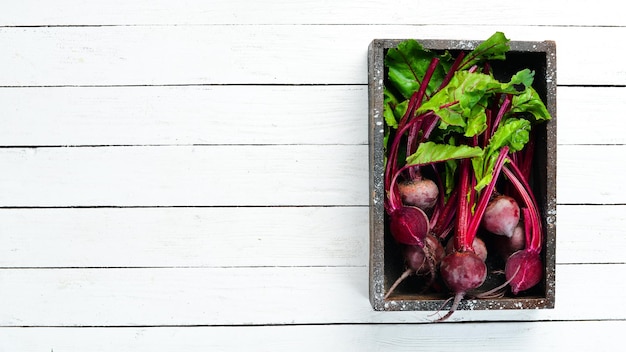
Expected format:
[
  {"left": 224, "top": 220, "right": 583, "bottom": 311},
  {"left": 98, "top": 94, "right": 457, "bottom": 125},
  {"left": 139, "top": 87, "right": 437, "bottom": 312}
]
[
  {"left": 384, "top": 268, "right": 414, "bottom": 299},
  {"left": 434, "top": 292, "right": 465, "bottom": 322}
]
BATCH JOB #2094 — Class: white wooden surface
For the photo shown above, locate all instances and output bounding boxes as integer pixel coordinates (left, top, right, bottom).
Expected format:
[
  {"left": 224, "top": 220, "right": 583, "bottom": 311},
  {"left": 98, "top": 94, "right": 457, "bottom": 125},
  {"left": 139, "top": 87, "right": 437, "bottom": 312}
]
[{"left": 1, "top": 1, "right": 624, "bottom": 350}]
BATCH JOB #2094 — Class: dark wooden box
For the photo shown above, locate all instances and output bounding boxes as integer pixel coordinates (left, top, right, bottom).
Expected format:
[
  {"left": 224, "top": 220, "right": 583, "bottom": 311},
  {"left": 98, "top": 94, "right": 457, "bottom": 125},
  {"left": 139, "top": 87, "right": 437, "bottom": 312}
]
[{"left": 368, "top": 38, "right": 557, "bottom": 312}]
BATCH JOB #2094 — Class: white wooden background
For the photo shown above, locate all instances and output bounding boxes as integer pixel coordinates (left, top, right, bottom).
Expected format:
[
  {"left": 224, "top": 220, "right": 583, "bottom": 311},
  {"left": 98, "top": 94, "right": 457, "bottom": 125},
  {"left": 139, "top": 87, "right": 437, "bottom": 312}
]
[{"left": 1, "top": 1, "right": 625, "bottom": 350}]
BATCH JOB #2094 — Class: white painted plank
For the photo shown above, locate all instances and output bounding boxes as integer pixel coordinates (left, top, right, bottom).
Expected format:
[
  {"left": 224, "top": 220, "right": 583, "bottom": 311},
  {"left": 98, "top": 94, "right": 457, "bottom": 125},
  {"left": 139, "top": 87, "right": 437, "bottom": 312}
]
[
  {"left": 557, "top": 205, "right": 626, "bottom": 264},
  {"left": 0, "top": 207, "right": 368, "bottom": 268},
  {"left": 0, "top": 145, "right": 368, "bottom": 207},
  {"left": 0, "top": 265, "right": 624, "bottom": 326},
  {"left": 0, "top": 321, "right": 623, "bottom": 352},
  {"left": 558, "top": 87, "right": 626, "bottom": 145},
  {"left": 0, "top": 205, "right": 622, "bottom": 268},
  {"left": 0, "top": 25, "right": 624, "bottom": 86},
  {"left": 0, "top": 145, "right": 624, "bottom": 207},
  {"left": 0, "top": 85, "right": 622, "bottom": 147},
  {"left": 0, "top": 85, "right": 368, "bottom": 146},
  {"left": 557, "top": 145, "right": 626, "bottom": 204},
  {"left": 1, "top": 0, "right": 623, "bottom": 26}
]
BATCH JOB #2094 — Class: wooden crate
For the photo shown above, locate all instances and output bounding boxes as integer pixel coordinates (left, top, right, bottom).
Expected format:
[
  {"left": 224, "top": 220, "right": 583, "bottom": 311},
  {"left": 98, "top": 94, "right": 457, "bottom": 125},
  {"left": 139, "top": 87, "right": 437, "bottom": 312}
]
[{"left": 368, "top": 38, "right": 557, "bottom": 312}]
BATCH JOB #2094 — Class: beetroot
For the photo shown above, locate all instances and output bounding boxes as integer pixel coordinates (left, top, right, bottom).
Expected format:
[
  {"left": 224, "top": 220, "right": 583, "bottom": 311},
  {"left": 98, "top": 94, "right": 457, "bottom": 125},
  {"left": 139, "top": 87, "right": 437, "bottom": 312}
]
[
  {"left": 408, "top": 234, "right": 445, "bottom": 274},
  {"left": 440, "top": 251, "right": 487, "bottom": 294},
  {"left": 437, "top": 251, "right": 487, "bottom": 321},
  {"left": 445, "top": 236, "right": 488, "bottom": 262},
  {"left": 388, "top": 206, "right": 430, "bottom": 246},
  {"left": 384, "top": 234, "right": 445, "bottom": 299},
  {"left": 482, "top": 195, "right": 520, "bottom": 237},
  {"left": 472, "top": 237, "right": 488, "bottom": 262},
  {"left": 398, "top": 177, "right": 439, "bottom": 210},
  {"left": 501, "top": 165, "right": 545, "bottom": 295},
  {"left": 494, "top": 223, "right": 525, "bottom": 259},
  {"left": 403, "top": 245, "right": 426, "bottom": 273},
  {"left": 505, "top": 250, "right": 543, "bottom": 294}
]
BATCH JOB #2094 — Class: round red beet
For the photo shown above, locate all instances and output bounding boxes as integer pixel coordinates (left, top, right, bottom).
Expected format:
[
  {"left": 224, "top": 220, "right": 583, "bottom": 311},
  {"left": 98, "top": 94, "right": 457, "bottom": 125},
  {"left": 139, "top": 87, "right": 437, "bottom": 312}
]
[
  {"left": 389, "top": 206, "right": 429, "bottom": 246},
  {"left": 445, "top": 236, "right": 488, "bottom": 262},
  {"left": 505, "top": 250, "right": 543, "bottom": 294},
  {"left": 482, "top": 195, "right": 520, "bottom": 237},
  {"left": 440, "top": 251, "right": 487, "bottom": 294},
  {"left": 398, "top": 178, "right": 439, "bottom": 210}
]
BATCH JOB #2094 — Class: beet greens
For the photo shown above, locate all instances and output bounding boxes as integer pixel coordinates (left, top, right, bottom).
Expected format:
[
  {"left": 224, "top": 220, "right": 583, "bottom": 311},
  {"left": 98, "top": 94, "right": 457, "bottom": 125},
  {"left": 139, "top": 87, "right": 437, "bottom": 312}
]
[{"left": 381, "top": 32, "right": 552, "bottom": 321}]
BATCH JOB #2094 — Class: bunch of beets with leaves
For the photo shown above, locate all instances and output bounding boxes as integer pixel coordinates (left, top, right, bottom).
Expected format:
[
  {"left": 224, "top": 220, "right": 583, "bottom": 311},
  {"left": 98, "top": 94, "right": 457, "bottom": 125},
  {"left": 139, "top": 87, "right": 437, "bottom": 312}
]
[{"left": 382, "top": 32, "right": 551, "bottom": 321}]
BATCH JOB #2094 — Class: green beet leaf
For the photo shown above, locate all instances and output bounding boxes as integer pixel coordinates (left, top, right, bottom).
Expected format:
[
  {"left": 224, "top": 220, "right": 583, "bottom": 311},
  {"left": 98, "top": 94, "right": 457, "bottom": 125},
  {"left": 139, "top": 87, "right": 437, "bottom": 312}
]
[
  {"left": 511, "top": 86, "right": 551, "bottom": 121},
  {"left": 416, "top": 70, "right": 533, "bottom": 137},
  {"left": 406, "top": 141, "right": 484, "bottom": 166},
  {"left": 460, "top": 31, "right": 510, "bottom": 70},
  {"left": 472, "top": 152, "right": 501, "bottom": 194},
  {"left": 509, "top": 68, "right": 535, "bottom": 88},
  {"left": 473, "top": 118, "right": 531, "bottom": 191},
  {"left": 383, "top": 88, "right": 402, "bottom": 129},
  {"left": 384, "top": 40, "right": 448, "bottom": 100},
  {"left": 489, "top": 118, "right": 531, "bottom": 153}
]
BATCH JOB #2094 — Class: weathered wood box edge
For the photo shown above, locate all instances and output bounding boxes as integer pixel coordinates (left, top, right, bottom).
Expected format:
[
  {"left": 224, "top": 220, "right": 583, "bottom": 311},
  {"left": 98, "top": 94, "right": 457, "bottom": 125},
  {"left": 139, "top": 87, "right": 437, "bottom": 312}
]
[{"left": 368, "top": 38, "right": 557, "bottom": 312}]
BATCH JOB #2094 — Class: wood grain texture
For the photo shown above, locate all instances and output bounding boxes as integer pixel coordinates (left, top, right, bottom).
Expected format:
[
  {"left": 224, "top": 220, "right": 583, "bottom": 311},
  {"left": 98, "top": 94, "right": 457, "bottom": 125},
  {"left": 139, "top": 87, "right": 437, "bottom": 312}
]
[
  {"left": 0, "top": 85, "right": 368, "bottom": 146},
  {"left": 0, "top": 205, "right": 623, "bottom": 268},
  {"left": 0, "top": 25, "right": 624, "bottom": 86},
  {"left": 0, "top": 265, "right": 624, "bottom": 326},
  {"left": 1, "top": 0, "right": 623, "bottom": 26},
  {"left": 0, "top": 145, "right": 368, "bottom": 207},
  {"left": 558, "top": 87, "right": 626, "bottom": 145},
  {"left": 0, "top": 321, "right": 624, "bottom": 352},
  {"left": 0, "top": 207, "right": 369, "bottom": 268},
  {"left": 0, "top": 145, "right": 624, "bottom": 207},
  {"left": 1, "top": 86, "right": 624, "bottom": 146},
  {"left": 557, "top": 145, "right": 626, "bottom": 204}
]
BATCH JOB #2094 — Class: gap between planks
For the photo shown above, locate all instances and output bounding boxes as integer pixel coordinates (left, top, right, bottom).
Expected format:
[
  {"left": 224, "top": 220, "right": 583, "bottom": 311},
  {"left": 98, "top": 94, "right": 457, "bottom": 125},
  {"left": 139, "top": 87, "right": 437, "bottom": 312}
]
[{"left": 1, "top": 318, "right": 624, "bottom": 328}]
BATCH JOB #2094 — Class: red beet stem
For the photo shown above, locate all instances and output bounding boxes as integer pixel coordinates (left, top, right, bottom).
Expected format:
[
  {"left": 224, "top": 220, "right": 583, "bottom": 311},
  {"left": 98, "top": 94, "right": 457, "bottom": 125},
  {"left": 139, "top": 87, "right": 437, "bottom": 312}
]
[
  {"left": 437, "top": 51, "right": 466, "bottom": 92},
  {"left": 428, "top": 164, "right": 446, "bottom": 226},
  {"left": 490, "top": 94, "right": 512, "bottom": 137},
  {"left": 454, "top": 159, "right": 472, "bottom": 252},
  {"left": 431, "top": 187, "right": 458, "bottom": 240},
  {"left": 385, "top": 91, "right": 421, "bottom": 203},
  {"left": 466, "top": 146, "right": 510, "bottom": 242},
  {"left": 503, "top": 163, "right": 542, "bottom": 253},
  {"left": 522, "top": 208, "right": 533, "bottom": 248},
  {"left": 385, "top": 111, "right": 436, "bottom": 212},
  {"left": 407, "top": 57, "right": 441, "bottom": 168}
]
